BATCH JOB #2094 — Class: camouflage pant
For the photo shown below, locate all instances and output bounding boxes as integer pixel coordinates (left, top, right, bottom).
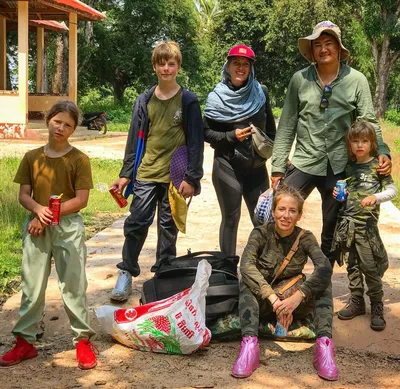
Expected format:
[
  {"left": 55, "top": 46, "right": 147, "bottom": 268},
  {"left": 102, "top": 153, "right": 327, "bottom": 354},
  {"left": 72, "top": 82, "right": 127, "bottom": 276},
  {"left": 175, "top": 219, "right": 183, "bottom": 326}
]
[
  {"left": 346, "top": 229, "right": 384, "bottom": 303},
  {"left": 239, "top": 280, "right": 333, "bottom": 338}
]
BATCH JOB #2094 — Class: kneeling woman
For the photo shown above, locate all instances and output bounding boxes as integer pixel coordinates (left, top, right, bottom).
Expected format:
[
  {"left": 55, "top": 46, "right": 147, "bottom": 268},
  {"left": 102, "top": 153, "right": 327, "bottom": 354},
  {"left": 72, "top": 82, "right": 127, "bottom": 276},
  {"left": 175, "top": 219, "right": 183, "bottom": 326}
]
[{"left": 233, "top": 186, "right": 338, "bottom": 381}]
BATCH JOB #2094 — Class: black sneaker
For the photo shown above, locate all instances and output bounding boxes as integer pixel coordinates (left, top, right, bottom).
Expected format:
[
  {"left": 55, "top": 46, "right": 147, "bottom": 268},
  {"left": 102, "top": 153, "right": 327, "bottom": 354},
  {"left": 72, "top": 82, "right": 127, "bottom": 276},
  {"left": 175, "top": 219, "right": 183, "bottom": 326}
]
[
  {"left": 370, "top": 302, "right": 386, "bottom": 331},
  {"left": 338, "top": 296, "right": 366, "bottom": 320}
]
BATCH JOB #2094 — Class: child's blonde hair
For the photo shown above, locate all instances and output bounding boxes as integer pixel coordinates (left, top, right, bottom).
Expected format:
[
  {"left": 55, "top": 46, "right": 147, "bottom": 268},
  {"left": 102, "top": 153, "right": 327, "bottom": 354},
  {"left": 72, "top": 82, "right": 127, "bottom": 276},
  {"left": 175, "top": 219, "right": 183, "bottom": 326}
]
[
  {"left": 152, "top": 41, "right": 182, "bottom": 67},
  {"left": 45, "top": 100, "right": 81, "bottom": 130},
  {"left": 346, "top": 120, "right": 378, "bottom": 160}
]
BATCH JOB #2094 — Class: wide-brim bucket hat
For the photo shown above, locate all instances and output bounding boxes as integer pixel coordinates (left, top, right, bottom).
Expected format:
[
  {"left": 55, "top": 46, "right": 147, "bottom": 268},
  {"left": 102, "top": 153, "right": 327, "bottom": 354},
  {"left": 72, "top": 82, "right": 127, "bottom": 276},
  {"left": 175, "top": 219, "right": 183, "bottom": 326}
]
[{"left": 298, "top": 20, "right": 349, "bottom": 62}]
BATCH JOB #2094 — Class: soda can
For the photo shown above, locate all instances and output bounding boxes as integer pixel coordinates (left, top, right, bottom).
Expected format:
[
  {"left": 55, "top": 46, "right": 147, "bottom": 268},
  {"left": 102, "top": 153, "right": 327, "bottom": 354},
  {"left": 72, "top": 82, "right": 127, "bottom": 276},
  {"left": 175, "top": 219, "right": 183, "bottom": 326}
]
[
  {"left": 49, "top": 195, "right": 61, "bottom": 226},
  {"left": 274, "top": 320, "right": 288, "bottom": 337},
  {"left": 109, "top": 185, "right": 128, "bottom": 208},
  {"left": 336, "top": 180, "right": 348, "bottom": 202}
]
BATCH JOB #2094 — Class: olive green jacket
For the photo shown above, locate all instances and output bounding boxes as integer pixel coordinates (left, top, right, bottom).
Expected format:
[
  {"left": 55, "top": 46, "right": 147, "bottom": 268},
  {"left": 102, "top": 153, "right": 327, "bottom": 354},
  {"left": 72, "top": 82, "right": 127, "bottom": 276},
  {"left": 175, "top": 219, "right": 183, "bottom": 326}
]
[
  {"left": 240, "top": 223, "right": 332, "bottom": 300},
  {"left": 271, "top": 65, "right": 390, "bottom": 176}
]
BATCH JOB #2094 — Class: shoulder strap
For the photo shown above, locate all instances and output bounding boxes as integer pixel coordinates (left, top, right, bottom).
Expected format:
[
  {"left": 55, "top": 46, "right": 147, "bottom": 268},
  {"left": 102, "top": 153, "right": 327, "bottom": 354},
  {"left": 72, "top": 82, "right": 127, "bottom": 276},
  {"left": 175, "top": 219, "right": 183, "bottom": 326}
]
[{"left": 271, "top": 229, "right": 306, "bottom": 285}]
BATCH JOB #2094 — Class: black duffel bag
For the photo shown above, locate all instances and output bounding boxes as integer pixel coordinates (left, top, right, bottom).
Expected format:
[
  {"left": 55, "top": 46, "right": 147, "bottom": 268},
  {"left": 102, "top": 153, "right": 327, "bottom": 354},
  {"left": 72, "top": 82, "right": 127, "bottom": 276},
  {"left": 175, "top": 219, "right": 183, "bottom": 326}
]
[{"left": 141, "top": 251, "right": 239, "bottom": 324}]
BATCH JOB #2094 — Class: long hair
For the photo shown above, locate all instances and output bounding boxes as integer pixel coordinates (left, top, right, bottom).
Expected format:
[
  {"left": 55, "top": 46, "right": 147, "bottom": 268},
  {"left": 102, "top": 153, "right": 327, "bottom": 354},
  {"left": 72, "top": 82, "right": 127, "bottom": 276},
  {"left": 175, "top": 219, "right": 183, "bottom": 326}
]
[
  {"left": 346, "top": 120, "right": 378, "bottom": 160},
  {"left": 45, "top": 100, "right": 80, "bottom": 130}
]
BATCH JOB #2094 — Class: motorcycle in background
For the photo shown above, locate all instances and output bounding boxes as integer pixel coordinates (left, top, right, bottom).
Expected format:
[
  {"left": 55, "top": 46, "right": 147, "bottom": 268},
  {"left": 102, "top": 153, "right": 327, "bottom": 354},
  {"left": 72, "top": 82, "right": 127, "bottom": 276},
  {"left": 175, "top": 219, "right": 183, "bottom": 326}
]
[{"left": 82, "top": 111, "right": 108, "bottom": 134}]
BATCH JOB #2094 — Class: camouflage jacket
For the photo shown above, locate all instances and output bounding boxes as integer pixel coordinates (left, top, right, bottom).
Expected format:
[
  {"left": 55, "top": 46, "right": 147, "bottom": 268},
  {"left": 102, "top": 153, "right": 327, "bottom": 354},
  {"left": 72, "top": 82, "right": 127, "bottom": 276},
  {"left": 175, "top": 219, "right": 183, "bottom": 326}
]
[
  {"left": 340, "top": 157, "right": 394, "bottom": 224},
  {"left": 240, "top": 223, "right": 332, "bottom": 300}
]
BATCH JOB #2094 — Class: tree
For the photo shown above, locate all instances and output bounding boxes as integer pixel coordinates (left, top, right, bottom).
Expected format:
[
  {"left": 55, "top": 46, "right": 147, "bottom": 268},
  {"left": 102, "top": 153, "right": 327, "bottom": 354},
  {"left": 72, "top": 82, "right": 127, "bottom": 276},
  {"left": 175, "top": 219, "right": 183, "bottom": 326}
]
[
  {"left": 211, "top": 0, "right": 271, "bottom": 94},
  {"left": 79, "top": 0, "right": 200, "bottom": 103},
  {"left": 212, "top": 0, "right": 356, "bottom": 105},
  {"left": 196, "top": 0, "right": 222, "bottom": 33},
  {"left": 264, "top": 0, "right": 356, "bottom": 105},
  {"left": 356, "top": 0, "right": 400, "bottom": 119}
]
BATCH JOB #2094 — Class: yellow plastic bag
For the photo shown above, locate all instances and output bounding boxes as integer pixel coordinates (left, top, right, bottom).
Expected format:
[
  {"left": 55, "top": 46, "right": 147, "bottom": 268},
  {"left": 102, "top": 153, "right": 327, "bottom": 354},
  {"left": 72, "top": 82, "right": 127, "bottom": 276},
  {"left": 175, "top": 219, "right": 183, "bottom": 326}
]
[{"left": 168, "top": 182, "right": 192, "bottom": 233}]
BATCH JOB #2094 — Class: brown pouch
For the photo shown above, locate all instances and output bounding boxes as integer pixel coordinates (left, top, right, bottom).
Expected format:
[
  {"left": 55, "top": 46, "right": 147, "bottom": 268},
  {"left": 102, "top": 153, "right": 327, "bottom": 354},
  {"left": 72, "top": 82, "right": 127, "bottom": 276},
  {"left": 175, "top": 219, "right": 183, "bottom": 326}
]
[{"left": 273, "top": 273, "right": 306, "bottom": 300}]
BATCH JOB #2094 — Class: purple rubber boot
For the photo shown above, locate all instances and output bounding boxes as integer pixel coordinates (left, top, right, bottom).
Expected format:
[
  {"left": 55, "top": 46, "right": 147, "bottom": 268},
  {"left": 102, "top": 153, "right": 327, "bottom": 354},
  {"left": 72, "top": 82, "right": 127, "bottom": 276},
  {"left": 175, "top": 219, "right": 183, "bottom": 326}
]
[
  {"left": 231, "top": 336, "right": 260, "bottom": 378},
  {"left": 313, "top": 336, "right": 339, "bottom": 381}
]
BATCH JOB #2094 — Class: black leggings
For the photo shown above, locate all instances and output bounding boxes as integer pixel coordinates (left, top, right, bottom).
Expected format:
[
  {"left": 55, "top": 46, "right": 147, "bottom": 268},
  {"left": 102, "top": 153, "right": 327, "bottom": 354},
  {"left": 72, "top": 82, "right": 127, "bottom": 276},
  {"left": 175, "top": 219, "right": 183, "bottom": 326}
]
[{"left": 212, "top": 157, "right": 269, "bottom": 256}]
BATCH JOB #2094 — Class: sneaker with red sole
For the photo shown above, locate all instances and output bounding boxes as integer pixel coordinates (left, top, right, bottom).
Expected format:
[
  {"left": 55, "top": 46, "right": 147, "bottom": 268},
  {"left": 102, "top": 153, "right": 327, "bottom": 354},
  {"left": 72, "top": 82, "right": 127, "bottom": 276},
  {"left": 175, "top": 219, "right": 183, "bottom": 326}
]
[
  {"left": 76, "top": 339, "right": 98, "bottom": 370},
  {"left": 0, "top": 336, "right": 38, "bottom": 367}
]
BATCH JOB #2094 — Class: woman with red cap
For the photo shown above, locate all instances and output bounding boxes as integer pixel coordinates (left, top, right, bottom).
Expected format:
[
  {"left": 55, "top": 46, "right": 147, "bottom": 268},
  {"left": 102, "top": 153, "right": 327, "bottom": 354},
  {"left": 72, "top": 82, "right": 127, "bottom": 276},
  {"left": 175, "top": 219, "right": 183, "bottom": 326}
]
[{"left": 203, "top": 44, "right": 276, "bottom": 257}]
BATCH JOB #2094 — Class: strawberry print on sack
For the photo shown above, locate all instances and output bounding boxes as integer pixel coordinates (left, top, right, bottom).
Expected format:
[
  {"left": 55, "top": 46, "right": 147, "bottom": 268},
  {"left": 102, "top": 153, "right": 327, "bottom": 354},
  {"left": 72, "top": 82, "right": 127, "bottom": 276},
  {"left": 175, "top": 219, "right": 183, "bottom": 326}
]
[{"left": 96, "top": 260, "right": 212, "bottom": 354}]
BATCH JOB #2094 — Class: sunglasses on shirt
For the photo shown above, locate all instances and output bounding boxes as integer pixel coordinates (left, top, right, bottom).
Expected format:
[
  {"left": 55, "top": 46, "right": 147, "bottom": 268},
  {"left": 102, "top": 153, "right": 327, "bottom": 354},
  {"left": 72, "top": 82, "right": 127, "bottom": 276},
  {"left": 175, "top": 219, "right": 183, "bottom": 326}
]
[{"left": 320, "top": 85, "right": 332, "bottom": 109}]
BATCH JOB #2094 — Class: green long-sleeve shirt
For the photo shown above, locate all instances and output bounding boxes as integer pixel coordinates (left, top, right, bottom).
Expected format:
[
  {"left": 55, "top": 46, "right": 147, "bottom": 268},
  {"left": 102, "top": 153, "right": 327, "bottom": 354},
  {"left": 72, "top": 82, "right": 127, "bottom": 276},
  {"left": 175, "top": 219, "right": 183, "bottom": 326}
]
[{"left": 271, "top": 64, "right": 390, "bottom": 176}]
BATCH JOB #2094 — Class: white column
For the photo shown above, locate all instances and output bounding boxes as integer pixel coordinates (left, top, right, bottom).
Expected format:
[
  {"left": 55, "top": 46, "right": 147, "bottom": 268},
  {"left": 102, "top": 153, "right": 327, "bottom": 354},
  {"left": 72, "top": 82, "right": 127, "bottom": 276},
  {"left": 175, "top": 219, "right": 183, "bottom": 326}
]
[
  {"left": 18, "top": 1, "right": 29, "bottom": 123},
  {"left": 0, "top": 17, "right": 6, "bottom": 90}
]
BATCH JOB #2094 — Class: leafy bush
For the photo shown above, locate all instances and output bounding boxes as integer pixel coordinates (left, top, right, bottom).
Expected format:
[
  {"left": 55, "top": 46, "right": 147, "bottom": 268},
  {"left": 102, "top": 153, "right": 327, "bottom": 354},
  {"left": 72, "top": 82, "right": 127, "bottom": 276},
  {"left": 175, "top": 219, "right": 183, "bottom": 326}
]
[
  {"left": 106, "top": 107, "right": 131, "bottom": 124},
  {"left": 385, "top": 109, "right": 400, "bottom": 125},
  {"left": 272, "top": 107, "right": 282, "bottom": 118},
  {"left": 78, "top": 87, "right": 135, "bottom": 126}
]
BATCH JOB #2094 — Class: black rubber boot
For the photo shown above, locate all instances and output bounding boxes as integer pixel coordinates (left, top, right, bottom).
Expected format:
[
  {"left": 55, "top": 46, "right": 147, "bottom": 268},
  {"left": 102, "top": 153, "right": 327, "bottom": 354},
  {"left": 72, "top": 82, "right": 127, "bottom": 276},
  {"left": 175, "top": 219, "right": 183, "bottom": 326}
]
[
  {"left": 338, "top": 295, "right": 366, "bottom": 320},
  {"left": 370, "top": 302, "right": 386, "bottom": 331}
]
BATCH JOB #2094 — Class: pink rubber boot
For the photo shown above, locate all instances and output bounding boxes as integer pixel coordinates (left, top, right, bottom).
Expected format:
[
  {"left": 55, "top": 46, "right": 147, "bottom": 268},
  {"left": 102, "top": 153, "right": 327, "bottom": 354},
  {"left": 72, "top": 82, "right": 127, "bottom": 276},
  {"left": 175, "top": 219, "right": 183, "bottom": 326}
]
[
  {"left": 231, "top": 336, "right": 260, "bottom": 378},
  {"left": 313, "top": 336, "right": 339, "bottom": 381}
]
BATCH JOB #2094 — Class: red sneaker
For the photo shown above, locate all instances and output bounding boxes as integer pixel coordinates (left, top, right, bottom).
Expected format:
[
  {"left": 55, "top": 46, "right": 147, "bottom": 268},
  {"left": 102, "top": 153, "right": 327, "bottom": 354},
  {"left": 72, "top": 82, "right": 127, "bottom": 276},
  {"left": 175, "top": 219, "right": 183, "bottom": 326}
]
[
  {"left": 76, "top": 339, "right": 98, "bottom": 370},
  {"left": 0, "top": 336, "right": 38, "bottom": 367}
]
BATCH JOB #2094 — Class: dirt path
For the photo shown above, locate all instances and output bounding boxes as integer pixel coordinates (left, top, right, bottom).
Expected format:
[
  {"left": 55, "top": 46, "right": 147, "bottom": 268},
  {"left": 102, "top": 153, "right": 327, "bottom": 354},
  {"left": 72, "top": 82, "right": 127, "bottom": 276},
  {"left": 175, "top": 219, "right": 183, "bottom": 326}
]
[{"left": 1, "top": 136, "right": 400, "bottom": 388}]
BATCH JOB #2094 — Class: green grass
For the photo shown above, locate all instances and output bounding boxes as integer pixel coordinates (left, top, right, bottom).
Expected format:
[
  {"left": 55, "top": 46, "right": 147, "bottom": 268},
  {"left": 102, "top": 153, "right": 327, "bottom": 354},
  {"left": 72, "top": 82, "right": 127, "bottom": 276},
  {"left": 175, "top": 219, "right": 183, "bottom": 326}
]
[
  {"left": 0, "top": 157, "right": 126, "bottom": 305},
  {"left": 107, "top": 122, "right": 130, "bottom": 132},
  {"left": 381, "top": 122, "right": 400, "bottom": 207}
]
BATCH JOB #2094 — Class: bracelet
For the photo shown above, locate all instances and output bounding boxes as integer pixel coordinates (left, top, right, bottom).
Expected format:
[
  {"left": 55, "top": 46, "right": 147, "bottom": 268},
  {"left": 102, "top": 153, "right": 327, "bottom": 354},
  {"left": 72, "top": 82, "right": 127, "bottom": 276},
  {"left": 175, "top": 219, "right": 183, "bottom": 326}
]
[
  {"left": 299, "top": 289, "right": 307, "bottom": 300},
  {"left": 271, "top": 297, "right": 279, "bottom": 306}
]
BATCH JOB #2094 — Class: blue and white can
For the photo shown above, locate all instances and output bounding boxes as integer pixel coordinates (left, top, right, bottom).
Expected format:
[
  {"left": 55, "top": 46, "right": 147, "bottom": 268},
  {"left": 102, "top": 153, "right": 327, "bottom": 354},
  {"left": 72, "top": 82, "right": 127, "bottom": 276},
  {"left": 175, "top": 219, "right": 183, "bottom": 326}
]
[
  {"left": 336, "top": 180, "right": 348, "bottom": 202},
  {"left": 274, "top": 321, "right": 288, "bottom": 337}
]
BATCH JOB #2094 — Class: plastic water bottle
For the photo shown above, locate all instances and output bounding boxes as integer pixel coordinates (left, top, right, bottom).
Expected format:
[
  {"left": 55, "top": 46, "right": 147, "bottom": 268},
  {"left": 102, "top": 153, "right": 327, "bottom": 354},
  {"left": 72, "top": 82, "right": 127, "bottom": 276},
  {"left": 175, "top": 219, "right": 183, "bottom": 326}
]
[{"left": 275, "top": 320, "right": 288, "bottom": 337}]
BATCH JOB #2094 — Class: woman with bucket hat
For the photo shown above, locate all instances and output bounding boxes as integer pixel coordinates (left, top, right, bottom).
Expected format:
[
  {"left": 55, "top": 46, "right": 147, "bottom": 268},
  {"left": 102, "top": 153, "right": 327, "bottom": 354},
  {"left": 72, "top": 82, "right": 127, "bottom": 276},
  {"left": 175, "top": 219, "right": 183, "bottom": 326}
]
[
  {"left": 270, "top": 20, "right": 392, "bottom": 381},
  {"left": 271, "top": 21, "right": 391, "bottom": 265},
  {"left": 203, "top": 44, "right": 276, "bottom": 257}
]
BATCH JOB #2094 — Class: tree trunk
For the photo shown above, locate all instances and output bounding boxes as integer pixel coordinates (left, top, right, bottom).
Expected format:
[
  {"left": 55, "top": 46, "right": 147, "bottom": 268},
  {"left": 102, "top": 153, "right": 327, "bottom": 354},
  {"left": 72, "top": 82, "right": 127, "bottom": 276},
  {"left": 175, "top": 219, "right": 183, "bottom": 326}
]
[
  {"left": 52, "top": 34, "right": 63, "bottom": 94},
  {"left": 6, "top": 56, "right": 11, "bottom": 90},
  {"left": 373, "top": 37, "right": 391, "bottom": 120},
  {"left": 43, "top": 33, "right": 49, "bottom": 93},
  {"left": 113, "top": 79, "right": 126, "bottom": 104},
  {"left": 113, "top": 68, "right": 127, "bottom": 104},
  {"left": 62, "top": 31, "right": 69, "bottom": 94}
]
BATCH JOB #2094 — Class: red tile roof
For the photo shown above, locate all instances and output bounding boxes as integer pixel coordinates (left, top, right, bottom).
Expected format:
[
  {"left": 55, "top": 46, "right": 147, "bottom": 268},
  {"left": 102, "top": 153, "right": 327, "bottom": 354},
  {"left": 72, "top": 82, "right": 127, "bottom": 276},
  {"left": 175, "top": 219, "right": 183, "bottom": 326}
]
[{"left": 31, "top": 20, "right": 69, "bottom": 32}]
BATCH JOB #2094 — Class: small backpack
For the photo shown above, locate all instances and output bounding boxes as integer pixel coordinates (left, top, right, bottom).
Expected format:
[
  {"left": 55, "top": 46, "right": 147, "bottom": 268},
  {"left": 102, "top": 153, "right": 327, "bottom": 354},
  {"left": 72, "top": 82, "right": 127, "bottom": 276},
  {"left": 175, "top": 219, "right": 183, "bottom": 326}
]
[{"left": 141, "top": 251, "right": 239, "bottom": 324}]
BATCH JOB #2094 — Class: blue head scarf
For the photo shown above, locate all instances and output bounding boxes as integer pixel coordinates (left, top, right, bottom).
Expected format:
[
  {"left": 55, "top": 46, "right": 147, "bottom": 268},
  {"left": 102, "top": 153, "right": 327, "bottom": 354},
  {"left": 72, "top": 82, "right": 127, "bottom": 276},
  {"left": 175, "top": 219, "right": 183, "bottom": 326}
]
[{"left": 203, "top": 61, "right": 266, "bottom": 123}]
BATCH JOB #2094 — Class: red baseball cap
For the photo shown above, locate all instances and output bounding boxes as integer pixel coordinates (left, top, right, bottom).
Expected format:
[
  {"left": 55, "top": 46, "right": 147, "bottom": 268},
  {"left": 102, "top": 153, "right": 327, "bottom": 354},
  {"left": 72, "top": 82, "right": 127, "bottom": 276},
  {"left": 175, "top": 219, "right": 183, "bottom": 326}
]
[{"left": 227, "top": 44, "right": 255, "bottom": 62}]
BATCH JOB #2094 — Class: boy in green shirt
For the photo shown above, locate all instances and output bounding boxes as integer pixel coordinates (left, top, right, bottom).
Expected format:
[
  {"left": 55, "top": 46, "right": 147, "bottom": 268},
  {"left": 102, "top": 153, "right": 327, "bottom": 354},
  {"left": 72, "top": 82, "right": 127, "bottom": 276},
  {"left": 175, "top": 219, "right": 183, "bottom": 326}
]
[{"left": 110, "top": 41, "right": 204, "bottom": 301}]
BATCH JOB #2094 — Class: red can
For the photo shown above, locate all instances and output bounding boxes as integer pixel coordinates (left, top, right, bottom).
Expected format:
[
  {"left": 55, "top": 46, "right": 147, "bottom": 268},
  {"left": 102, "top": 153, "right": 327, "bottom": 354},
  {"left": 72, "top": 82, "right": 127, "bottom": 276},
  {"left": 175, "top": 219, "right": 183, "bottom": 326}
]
[
  {"left": 49, "top": 195, "right": 61, "bottom": 226},
  {"left": 109, "top": 185, "right": 128, "bottom": 208}
]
